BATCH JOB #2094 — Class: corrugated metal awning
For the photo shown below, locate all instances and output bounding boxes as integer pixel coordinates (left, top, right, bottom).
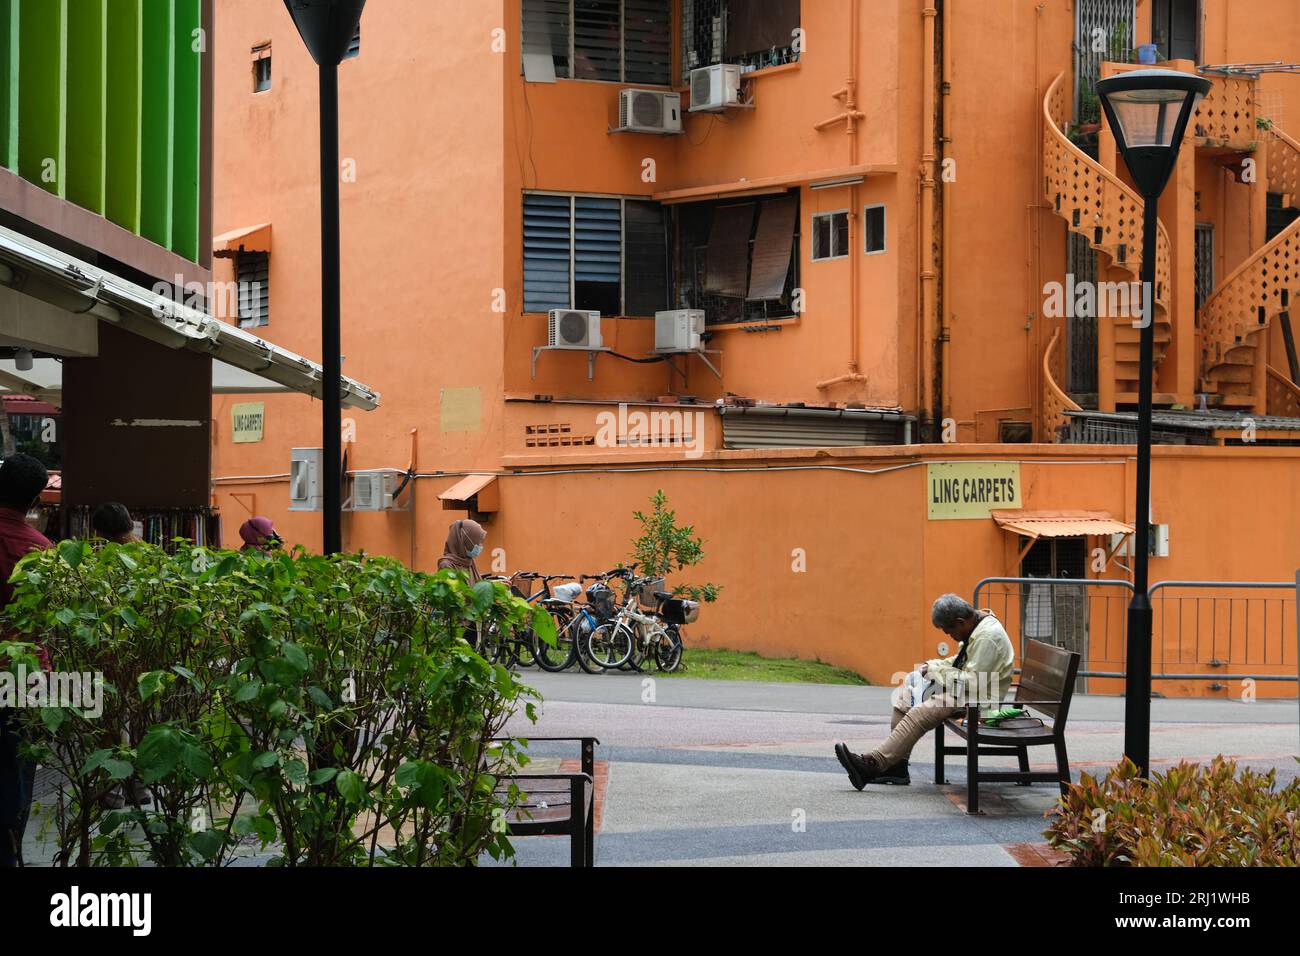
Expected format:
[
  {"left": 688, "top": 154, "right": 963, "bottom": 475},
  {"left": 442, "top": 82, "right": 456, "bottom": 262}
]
[
  {"left": 0, "top": 224, "right": 379, "bottom": 410},
  {"left": 991, "top": 509, "right": 1134, "bottom": 539},
  {"left": 721, "top": 405, "right": 910, "bottom": 449}
]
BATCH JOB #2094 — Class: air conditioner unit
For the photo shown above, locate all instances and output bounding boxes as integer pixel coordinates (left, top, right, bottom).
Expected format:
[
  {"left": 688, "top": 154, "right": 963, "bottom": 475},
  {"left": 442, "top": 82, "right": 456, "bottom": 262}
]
[
  {"left": 348, "top": 469, "right": 404, "bottom": 512},
  {"left": 655, "top": 309, "right": 705, "bottom": 352},
  {"left": 289, "top": 448, "right": 322, "bottom": 512},
  {"left": 548, "top": 309, "right": 603, "bottom": 349},
  {"left": 618, "top": 89, "right": 682, "bottom": 134},
  {"left": 689, "top": 64, "right": 742, "bottom": 112}
]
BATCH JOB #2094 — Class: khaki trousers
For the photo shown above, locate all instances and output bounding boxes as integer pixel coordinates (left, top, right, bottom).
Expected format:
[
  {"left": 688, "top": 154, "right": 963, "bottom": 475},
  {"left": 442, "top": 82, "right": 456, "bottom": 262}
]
[{"left": 868, "top": 683, "right": 962, "bottom": 768}]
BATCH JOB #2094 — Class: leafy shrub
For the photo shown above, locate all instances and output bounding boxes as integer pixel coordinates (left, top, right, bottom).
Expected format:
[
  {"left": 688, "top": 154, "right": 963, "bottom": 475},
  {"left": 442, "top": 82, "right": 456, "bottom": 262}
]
[
  {"left": 1, "top": 541, "right": 551, "bottom": 867},
  {"left": 630, "top": 490, "right": 720, "bottom": 602},
  {"left": 1045, "top": 756, "right": 1300, "bottom": 866}
]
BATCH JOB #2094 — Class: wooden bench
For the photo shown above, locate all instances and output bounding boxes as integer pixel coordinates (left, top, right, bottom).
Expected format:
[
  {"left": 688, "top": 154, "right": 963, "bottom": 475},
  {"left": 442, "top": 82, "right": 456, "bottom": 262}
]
[
  {"left": 491, "top": 736, "right": 599, "bottom": 867},
  {"left": 933, "top": 640, "right": 1080, "bottom": 814}
]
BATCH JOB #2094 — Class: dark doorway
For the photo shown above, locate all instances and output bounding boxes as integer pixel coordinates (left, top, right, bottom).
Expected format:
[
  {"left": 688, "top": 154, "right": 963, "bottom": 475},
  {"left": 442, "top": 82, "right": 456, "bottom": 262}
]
[
  {"left": 1151, "top": 0, "right": 1199, "bottom": 63},
  {"left": 1019, "top": 536, "right": 1089, "bottom": 691}
]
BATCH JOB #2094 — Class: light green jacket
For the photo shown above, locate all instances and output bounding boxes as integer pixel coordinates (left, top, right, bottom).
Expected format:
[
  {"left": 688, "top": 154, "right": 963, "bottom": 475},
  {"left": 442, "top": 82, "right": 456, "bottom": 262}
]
[{"left": 924, "top": 611, "right": 1015, "bottom": 713}]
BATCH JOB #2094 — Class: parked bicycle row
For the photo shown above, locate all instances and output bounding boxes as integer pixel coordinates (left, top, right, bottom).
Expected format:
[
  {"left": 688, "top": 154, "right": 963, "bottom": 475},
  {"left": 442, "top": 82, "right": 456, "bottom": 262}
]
[{"left": 469, "top": 564, "right": 700, "bottom": 674}]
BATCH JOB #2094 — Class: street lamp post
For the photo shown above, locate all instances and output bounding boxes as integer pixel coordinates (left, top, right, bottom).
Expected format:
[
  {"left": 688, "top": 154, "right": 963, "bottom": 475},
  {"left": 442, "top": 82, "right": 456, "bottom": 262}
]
[
  {"left": 1095, "top": 68, "right": 1210, "bottom": 777},
  {"left": 283, "top": 0, "right": 366, "bottom": 555}
]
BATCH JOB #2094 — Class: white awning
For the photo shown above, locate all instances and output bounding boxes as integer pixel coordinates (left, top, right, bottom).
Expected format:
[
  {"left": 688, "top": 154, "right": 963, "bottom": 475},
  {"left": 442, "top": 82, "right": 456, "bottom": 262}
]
[
  {"left": 0, "top": 356, "right": 310, "bottom": 403},
  {"left": 0, "top": 224, "right": 379, "bottom": 410}
]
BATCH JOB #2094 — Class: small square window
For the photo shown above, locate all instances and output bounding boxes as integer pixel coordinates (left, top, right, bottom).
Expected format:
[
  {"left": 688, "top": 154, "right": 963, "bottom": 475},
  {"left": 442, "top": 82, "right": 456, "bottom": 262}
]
[
  {"left": 252, "top": 45, "right": 271, "bottom": 92},
  {"left": 811, "top": 211, "right": 848, "bottom": 261},
  {"left": 864, "top": 205, "right": 886, "bottom": 254}
]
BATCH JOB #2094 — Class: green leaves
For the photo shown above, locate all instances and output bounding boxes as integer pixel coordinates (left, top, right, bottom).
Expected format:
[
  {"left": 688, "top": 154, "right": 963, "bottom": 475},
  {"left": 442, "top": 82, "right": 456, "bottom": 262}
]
[
  {"left": 57, "top": 539, "right": 87, "bottom": 569},
  {"left": 630, "top": 490, "right": 721, "bottom": 603},
  {"left": 2, "top": 539, "right": 542, "bottom": 868}
]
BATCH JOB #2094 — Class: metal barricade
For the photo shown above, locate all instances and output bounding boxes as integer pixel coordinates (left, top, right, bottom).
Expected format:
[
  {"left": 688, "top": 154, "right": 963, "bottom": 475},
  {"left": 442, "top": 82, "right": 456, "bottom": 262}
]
[{"left": 973, "top": 576, "right": 1299, "bottom": 694}]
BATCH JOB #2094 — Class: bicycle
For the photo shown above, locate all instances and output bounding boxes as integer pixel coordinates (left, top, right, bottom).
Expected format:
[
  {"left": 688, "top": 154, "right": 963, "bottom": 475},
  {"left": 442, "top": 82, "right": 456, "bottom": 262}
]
[
  {"left": 585, "top": 572, "right": 697, "bottom": 673},
  {"left": 487, "top": 571, "right": 575, "bottom": 670}
]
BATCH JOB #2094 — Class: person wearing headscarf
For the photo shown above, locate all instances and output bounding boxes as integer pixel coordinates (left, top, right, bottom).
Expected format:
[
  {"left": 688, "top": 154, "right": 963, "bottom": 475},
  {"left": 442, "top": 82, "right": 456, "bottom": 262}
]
[
  {"left": 437, "top": 519, "right": 487, "bottom": 582},
  {"left": 238, "top": 516, "right": 282, "bottom": 553}
]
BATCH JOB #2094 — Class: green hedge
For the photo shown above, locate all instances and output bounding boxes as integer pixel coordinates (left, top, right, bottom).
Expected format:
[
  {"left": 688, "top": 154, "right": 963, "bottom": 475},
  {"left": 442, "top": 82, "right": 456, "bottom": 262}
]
[{"left": 1, "top": 541, "right": 554, "bottom": 867}]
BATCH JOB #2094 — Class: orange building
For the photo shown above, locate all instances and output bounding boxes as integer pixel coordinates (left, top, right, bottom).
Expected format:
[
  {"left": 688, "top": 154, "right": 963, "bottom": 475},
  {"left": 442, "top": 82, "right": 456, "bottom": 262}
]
[{"left": 210, "top": 0, "right": 1300, "bottom": 695}]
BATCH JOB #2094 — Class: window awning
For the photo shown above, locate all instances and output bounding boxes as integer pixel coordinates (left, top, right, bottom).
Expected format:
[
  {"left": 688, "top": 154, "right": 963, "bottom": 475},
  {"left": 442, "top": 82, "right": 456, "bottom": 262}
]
[
  {"left": 212, "top": 223, "right": 271, "bottom": 259},
  {"left": 0, "top": 224, "right": 379, "bottom": 410},
  {"left": 991, "top": 509, "right": 1134, "bottom": 539},
  {"left": 438, "top": 474, "right": 499, "bottom": 512}
]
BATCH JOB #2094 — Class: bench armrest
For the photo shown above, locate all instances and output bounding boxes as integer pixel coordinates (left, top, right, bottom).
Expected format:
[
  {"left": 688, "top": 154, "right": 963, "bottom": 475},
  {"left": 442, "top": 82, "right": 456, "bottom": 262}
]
[
  {"left": 491, "top": 736, "right": 600, "bottom": 778},
  {"left": 491, "top": 736, "right": 601, "bottom": 745}
]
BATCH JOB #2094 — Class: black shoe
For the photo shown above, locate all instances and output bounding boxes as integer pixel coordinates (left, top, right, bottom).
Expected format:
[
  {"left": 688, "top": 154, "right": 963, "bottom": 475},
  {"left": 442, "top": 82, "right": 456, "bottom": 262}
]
[
  {"left": 835, "top": 745, "right": 911, "bottom": 788},
  {"left": 875, "top": 759, "right": 911, "bottom": 786},
  {"left": 834, "top": 743, "right": 874, "bottom": 791}
]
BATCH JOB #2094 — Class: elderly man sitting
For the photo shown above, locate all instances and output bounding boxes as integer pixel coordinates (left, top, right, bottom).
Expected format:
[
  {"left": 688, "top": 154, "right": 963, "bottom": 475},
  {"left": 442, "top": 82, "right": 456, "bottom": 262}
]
[{"left": 835, "top": 593, "right": 1015, "bottom": 788}]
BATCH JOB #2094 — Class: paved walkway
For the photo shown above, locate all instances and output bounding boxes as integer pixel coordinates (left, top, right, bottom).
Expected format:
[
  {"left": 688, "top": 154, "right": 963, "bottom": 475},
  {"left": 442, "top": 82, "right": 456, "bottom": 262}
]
[{"left": 488, "top": 672, "right": 1300, "bottom": 867}]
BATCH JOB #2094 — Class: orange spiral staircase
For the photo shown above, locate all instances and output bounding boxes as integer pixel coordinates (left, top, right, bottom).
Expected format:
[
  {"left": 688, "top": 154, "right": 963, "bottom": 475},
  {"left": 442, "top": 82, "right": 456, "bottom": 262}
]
[
  {"left": 1041, "top": 71, "right": 1173, "bottom": 439},
  {"left": 1199, "top": 123, "right": 1300, "bottom": 413}
]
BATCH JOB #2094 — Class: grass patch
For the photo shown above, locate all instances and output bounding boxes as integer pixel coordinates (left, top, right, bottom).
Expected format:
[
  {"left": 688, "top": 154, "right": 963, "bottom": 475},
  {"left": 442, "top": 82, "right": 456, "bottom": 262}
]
[{"left": 664, "top": 648, "right": 868, "bottom": 685}]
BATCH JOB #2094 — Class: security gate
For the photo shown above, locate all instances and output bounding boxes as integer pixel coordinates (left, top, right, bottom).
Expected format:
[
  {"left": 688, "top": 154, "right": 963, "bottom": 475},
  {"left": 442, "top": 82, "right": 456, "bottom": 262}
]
[{"left": 1074, "top": 0, "right": 1137, "bottom": 119}]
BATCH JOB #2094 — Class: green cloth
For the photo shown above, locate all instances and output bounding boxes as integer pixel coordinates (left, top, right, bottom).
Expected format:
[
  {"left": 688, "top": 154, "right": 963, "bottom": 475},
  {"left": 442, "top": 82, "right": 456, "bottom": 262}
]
[{"left": 923, "top": 612, "right": 1016, "bottom": 716}]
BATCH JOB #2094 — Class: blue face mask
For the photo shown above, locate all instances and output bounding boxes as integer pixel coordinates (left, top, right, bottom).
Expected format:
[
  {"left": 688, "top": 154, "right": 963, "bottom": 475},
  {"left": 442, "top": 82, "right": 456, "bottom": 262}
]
[{"left": 468, "top": 544, "right": 483, "bottom": 559}]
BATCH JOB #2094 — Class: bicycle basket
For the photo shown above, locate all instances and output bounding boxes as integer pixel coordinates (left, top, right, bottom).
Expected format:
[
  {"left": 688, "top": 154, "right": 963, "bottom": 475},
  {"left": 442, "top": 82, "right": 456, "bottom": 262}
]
[
  {"left": 634, "top": 576, "right": 667, "bottom": 610},
  {"left": 661, "top": 598, "right": 700, "bottom": 625},
  {"left": 586, "top": 583, "right": 616, "bottom": 620}
]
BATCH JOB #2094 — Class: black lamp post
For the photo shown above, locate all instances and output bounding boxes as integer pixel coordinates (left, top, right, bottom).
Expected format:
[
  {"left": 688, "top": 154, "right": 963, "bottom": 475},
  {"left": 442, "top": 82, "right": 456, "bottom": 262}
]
[
  {"left": 1095, "top": 68, "right": 1210, "bottom": 777},
  {"left": 283, "top": 0, "right": 366, "bottom": 555}
]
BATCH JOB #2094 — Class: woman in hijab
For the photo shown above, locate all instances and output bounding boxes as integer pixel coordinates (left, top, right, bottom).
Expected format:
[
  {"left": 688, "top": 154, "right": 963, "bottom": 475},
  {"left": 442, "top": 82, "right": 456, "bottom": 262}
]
[
  {"left": 438, "top": 519, "right": 487, "bottom": 582},
  {"left": 239, "top": 516, "right": 283, "bottom": 553}
]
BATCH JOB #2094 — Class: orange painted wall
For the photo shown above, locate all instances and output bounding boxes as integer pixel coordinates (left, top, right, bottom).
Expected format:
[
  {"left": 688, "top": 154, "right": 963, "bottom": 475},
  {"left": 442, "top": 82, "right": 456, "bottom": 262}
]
[{"left": 209, "top": 1, "right": 1300, "bottom": 697}]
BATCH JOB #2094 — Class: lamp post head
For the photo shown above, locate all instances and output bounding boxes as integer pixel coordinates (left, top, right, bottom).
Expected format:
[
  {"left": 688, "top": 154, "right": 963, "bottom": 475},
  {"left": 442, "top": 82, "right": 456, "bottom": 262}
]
[
  {"left": 283, "top": 0, "right": 365, "bottom": 67},
  {"left": 1096, "top": 68, "right": 1212, "bottom": 198}
]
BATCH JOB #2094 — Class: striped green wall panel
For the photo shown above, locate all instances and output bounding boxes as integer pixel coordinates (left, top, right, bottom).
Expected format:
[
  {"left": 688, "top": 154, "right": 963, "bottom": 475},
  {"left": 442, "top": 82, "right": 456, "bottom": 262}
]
[
  {"left": 17, "top": 0, "right": 67, "bottom": 197},
  {"left": 1, "top": 0, "right": 201, "bottom": 262},
  {"left": 170, "top": 0, "right": 199, "bottom": 262},
  {"left": 65, "top": 0, "right": 107, "bottom": 215},
  {"left": 139, "top": 0, "right": 174, "bottom": 250},
  {"left": 0, "top": 0, "right": 18, "bottom": 171},
  {"left": 105, "top": 0, "right": 142, "bottom": 235}
]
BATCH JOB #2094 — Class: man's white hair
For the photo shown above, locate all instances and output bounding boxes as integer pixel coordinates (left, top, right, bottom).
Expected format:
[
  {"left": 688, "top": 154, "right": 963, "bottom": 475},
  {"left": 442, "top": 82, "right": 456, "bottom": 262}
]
[{"left": 931, "top": 593, "right": 975, "bottom": 629}]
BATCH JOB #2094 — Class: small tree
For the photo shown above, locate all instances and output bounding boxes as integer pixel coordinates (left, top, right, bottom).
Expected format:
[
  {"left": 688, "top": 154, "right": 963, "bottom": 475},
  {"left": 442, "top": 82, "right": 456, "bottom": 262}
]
[{"left": 630, "top": 490, "right": 720, "bottom": 603}]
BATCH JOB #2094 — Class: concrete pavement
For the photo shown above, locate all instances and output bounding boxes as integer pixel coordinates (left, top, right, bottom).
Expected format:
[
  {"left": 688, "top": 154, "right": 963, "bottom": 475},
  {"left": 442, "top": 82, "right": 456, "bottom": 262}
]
[{"left": 489, "top": 671, "right": 1300, "bottom": 867}]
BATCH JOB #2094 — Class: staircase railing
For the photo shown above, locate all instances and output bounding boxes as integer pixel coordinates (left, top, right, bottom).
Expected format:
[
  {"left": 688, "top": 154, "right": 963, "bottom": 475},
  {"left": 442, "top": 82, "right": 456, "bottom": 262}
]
[
  {"left": 1043, "top": 72, "right": 1172, "bottom": 309},
  {"left": 1267, "top": 365, "right": 1300, "bottom": 418},
  {"left": 1042, "top": 327, "right": 1082, "bottom": 441},
  {"left": 1199, "top": 125, "right": 1300, "bottom": 401}
]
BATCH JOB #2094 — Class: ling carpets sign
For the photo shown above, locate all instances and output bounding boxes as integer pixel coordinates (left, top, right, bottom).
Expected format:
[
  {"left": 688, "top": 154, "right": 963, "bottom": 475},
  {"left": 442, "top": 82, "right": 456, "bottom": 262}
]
[
  {"left": 231, "top": 403, "right": 265, "bottom": 443},
  {"left": 927, "top": 463, "right": 1021, "bottom": 519}
]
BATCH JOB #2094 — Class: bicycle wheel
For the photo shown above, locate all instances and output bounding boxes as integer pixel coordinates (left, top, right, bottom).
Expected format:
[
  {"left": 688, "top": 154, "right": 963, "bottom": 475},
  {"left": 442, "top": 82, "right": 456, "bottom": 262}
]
[
  {"left": 535, "top": 607, "right": 578, "bottom": 672},
  {"left": 654, "top": 626, "right": 684, "bottom": 673},
  {"left": 586, "top": 622, "right": 634, "bottom": 670},
  {"left": 474, "top": 620, "right": 505, "bottom": 663},
  {"left": 573, "top": 614, "right": 602, "bottom": 674}
]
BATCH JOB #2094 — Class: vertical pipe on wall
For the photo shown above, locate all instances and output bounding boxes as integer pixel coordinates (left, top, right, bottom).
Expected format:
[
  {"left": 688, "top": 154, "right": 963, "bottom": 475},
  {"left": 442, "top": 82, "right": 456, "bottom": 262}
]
[{"left": 919, "top": 2, "right": 938, "bottom": 434}]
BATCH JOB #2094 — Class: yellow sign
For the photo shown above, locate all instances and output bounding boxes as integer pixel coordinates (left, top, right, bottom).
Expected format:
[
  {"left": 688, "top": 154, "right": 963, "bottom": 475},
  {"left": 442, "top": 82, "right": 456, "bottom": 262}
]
[
  {"left": 231, "top": 402, "right": 265, "bottom": 443},
  {"left": 927, "top": 462, "right": 1022, "bottom": 520}
]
